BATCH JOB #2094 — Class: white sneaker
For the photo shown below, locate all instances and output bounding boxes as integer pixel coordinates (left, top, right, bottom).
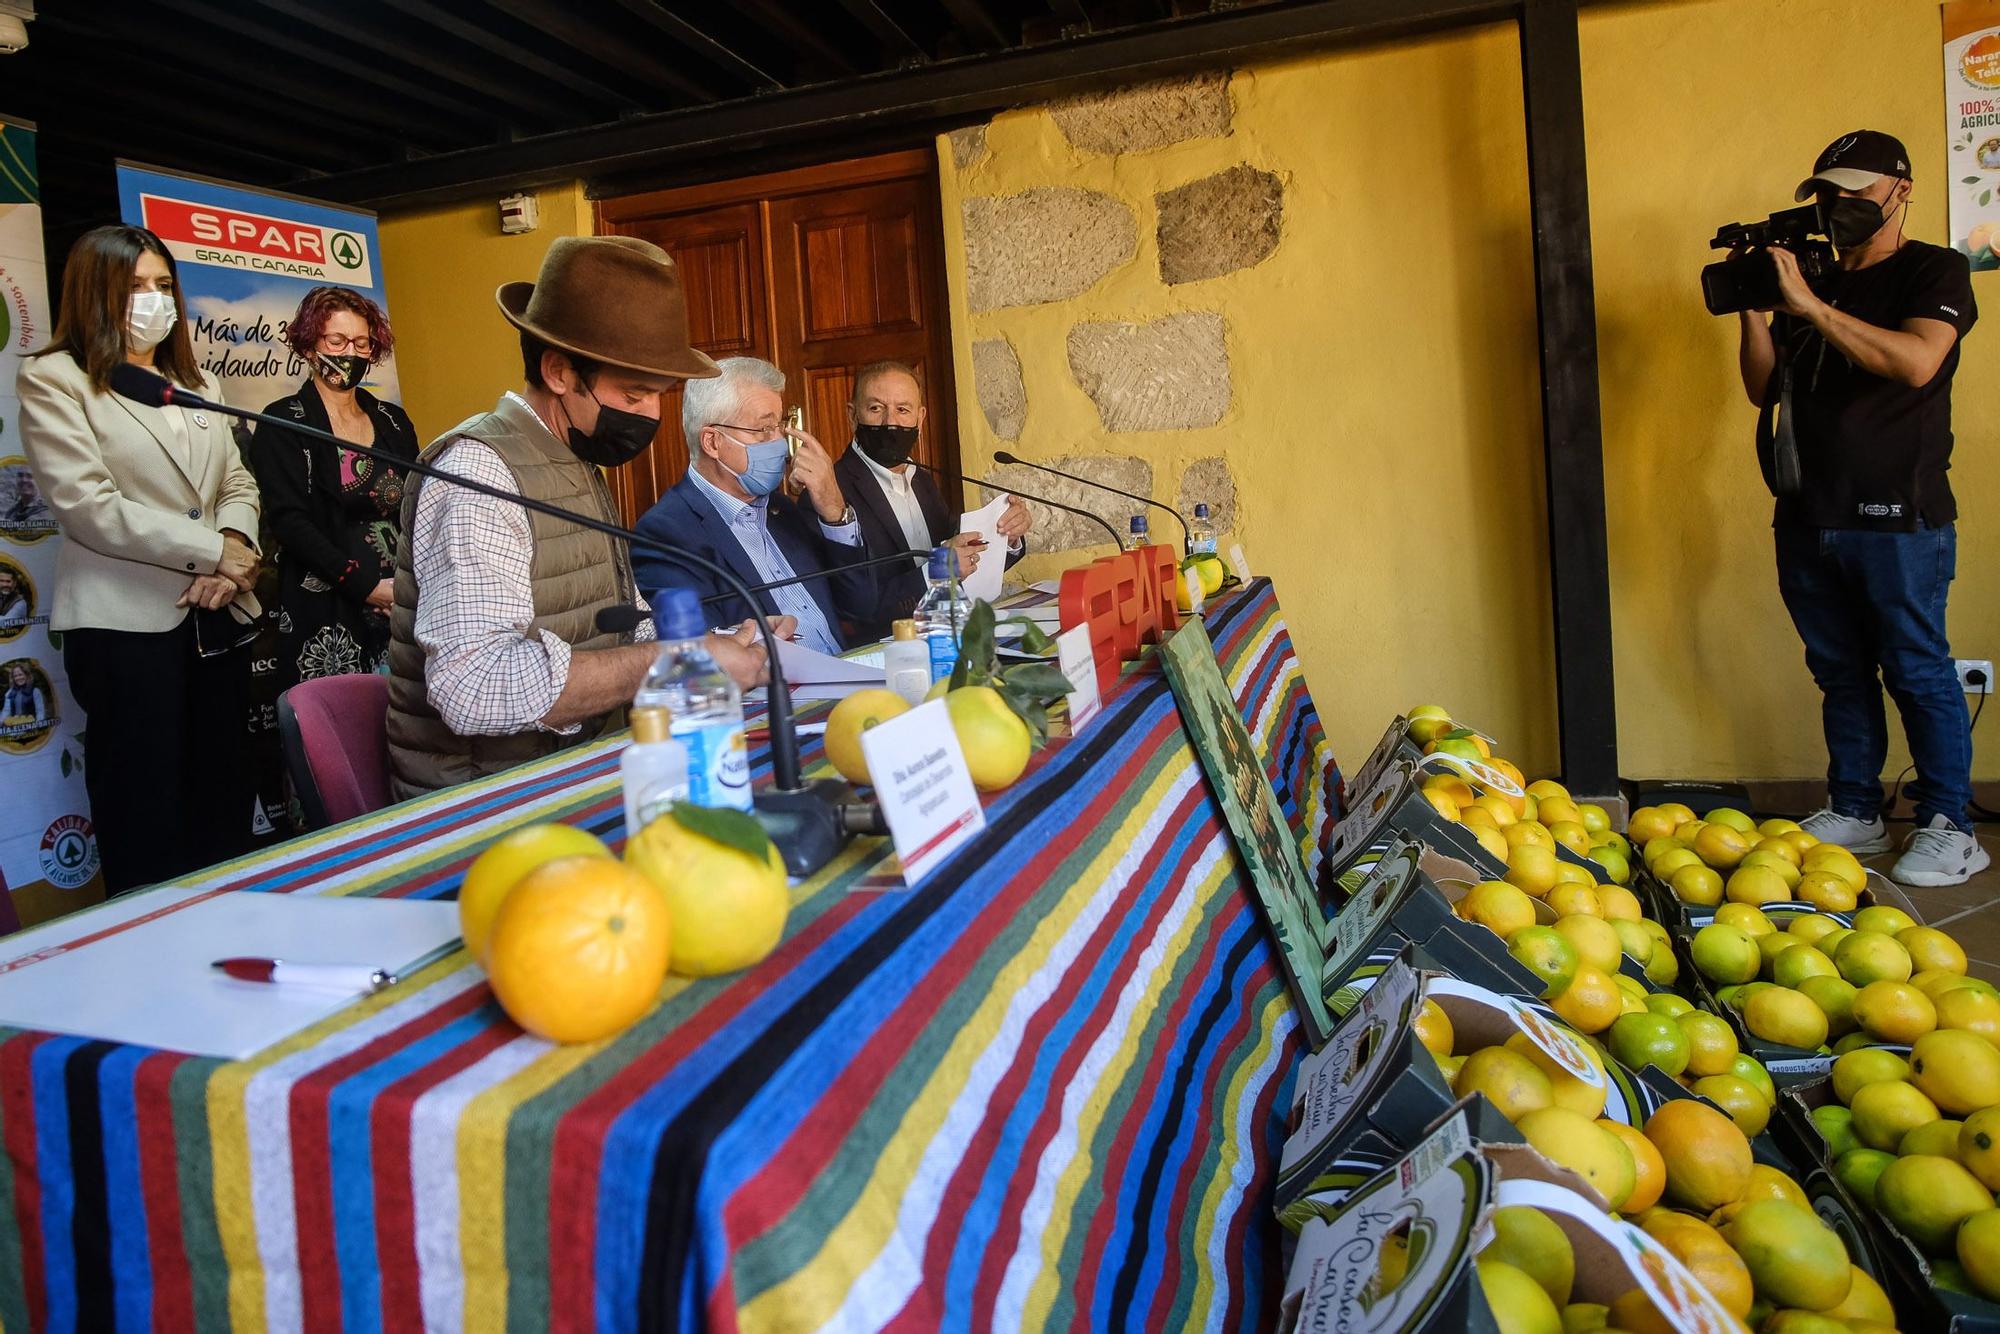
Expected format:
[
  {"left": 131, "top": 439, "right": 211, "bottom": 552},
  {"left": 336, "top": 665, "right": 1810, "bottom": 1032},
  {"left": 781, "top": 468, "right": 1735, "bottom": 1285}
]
[
  {"left": 1798, "top": 807, "right": 1891, "bottom": 855},
  {"left": 1890, "top": 816, "right": 1991, "bottom": 888}
]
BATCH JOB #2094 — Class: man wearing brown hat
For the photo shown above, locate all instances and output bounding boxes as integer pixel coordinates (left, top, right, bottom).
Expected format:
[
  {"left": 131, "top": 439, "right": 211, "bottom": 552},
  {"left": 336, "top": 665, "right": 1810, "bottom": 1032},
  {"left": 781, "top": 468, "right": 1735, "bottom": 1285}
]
[{"left": 384, "top": 236, "right": 779, "bottom": 798}]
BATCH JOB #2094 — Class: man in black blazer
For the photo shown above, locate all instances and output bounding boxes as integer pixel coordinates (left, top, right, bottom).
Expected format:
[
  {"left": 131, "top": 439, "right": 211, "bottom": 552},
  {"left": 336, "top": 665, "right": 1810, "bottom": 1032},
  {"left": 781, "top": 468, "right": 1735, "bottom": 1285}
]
[
  {"left": 634, "top": 357, "right": 877, "bottom": 653},
  {"left": 835, "top": 360, "right": 1031, "bottom": 640}
]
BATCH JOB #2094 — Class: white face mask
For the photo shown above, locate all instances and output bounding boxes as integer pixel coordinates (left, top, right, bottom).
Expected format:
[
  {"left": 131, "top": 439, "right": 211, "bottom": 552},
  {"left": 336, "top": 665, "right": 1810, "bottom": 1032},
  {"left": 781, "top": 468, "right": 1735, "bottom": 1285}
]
[{"left": 126, "top": 290, "right": 178, "bottom": 351}]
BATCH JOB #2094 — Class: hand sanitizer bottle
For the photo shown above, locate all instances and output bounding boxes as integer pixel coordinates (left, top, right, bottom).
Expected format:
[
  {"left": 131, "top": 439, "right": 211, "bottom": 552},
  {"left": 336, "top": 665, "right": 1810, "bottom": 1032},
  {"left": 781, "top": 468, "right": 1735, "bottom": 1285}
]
[
  {"left": 622, "top": 705, "right": 690, "bottom": 836},
  {"left": 884, "top": 618, "right": 931, "bottom": 705}
]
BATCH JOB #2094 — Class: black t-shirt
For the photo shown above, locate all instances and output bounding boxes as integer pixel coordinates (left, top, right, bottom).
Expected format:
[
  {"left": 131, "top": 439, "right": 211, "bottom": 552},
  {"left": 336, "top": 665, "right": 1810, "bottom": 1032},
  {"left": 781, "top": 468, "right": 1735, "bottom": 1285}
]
[{"left": 1771, "top": 239, "right": 1976, "bottom": 531}]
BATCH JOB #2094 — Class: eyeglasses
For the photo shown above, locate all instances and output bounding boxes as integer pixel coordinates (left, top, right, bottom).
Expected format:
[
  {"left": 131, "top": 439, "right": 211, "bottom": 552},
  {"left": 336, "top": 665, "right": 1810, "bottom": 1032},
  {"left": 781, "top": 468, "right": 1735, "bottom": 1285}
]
[
  {"left": 711, "top": 422, "right": 784, "bottom": 443},
  {"left": 320, "top": 332, "right": 375, "bottom": 354}
]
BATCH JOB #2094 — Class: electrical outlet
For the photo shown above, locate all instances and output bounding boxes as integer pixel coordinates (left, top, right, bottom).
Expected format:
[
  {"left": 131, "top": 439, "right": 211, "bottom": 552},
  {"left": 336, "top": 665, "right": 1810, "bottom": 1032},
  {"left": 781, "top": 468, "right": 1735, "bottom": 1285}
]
[{"left": 1957, "top": 659, "right": 1994, "bottom": 694}]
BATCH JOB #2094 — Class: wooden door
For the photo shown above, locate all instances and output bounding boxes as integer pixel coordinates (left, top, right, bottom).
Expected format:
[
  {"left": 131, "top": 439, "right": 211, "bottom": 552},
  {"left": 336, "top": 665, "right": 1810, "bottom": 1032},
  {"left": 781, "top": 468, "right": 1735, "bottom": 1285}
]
[{"left": 597, "top": 151, "right": 961, "bottom": 524}]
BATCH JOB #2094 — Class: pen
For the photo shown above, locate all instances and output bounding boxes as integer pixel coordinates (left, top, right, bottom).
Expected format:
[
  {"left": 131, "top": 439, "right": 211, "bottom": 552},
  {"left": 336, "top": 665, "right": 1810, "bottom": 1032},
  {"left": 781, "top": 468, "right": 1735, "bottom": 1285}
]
[{"left": 212, "top": 957, "right": 397, "bottom": 993}]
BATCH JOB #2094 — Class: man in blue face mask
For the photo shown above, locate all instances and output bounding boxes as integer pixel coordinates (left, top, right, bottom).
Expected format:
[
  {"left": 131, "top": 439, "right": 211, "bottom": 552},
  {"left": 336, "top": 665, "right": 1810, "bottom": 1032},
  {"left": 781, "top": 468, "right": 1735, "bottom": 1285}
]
[
  {"left": 634, "top": 356, "right": 878, "bottom": 655},
  {"left": 1737, "top": 129, "right": 1986, "bottom": 886}
]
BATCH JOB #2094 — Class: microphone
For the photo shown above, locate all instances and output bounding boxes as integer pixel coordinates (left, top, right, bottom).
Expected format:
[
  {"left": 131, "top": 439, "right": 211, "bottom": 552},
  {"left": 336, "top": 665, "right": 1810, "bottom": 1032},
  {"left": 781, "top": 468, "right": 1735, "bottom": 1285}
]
[
  {"left": 592, "top": 546, "right": 940, "bottom": 635},
  {"left": 109, "top": 364, "right": 857, "bottom": 877},
  {"left": 909, "top": 460, "right": 1125, "bottom": 550},
  {"left": 991, "top": 450, "right": 1191, "bottom": 554}
]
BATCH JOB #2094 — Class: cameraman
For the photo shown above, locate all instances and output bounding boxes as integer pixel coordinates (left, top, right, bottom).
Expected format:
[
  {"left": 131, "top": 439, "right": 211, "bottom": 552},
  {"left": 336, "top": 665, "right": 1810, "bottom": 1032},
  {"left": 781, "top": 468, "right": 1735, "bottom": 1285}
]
[{"left": 1738, "top": 130, "right": 1985, "bottom": 886}]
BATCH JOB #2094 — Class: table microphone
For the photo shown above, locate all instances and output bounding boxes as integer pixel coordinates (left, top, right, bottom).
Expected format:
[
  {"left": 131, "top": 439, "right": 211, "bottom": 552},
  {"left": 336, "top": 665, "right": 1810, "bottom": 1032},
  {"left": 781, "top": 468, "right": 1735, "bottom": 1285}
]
[
  {"left": 107, "top": 363, "right": 869, "bottom": 876},
  {"left": 909, "top": 460, "right": 1126, "bottom": 549},
  {"left": 991, "top": 450, "right": 1191, "bottom": 554}
]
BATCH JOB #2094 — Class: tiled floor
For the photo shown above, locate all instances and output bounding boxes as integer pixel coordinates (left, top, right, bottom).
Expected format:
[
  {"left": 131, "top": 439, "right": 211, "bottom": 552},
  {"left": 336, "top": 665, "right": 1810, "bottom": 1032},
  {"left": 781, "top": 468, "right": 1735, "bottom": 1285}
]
[{"left": 1849, "top": 828, "right": 2000, "bottom": 986}]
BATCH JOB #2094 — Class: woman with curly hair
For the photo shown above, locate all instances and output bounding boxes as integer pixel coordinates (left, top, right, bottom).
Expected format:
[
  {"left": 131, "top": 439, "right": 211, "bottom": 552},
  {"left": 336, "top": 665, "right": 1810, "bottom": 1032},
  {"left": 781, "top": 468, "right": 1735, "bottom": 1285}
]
[{"left": 253, "top": 286, "right": 418, "bottom": 685}]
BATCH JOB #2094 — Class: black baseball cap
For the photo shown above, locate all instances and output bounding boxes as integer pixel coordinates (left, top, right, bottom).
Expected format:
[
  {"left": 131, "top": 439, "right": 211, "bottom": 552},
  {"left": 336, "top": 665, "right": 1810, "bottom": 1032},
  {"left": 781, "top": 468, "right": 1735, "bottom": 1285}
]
[{"left": 1795, "top": 130, "right": 1912, "bottom": 201}]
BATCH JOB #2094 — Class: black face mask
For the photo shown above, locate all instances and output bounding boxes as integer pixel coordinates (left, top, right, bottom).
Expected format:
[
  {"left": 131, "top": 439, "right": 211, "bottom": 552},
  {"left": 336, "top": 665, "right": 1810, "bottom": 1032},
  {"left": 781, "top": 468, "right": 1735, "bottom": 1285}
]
[
  {"left": 1826, "top": 195, "right": 1895, "bottom": 251},
  {"left": 853, "top": 421, "right": 919, "bottom": 469},
  {"left": 565, "top": 385, "right": 658, "bottom": 467},
  {"left": 315, "top": 352, "right": 370, "bottom": 391}
]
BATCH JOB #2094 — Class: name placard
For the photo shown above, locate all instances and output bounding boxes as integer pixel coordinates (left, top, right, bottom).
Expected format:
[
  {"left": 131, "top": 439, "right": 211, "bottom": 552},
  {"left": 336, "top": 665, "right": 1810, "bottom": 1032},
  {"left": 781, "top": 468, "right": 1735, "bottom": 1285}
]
[{"left": 858, "top": 700, "right": 987, "bottom": 886}]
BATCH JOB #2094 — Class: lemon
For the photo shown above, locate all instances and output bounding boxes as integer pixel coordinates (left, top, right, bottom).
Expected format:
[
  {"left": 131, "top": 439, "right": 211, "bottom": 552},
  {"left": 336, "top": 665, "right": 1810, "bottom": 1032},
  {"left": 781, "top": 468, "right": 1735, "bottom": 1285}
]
[
  {"left": 1849, "top": 1079, "right": 1941, "bottom": 1151},
  {"left": 1476, "top": 1257, "right": 1563, "bottom": 1334},
  {"left": 1459, "top": 881, "right": 1539, "bottom": 938},
  {"left": 1877, "top": 1154, "right": 1997, "bottom": 1254},
  {"left": 1191, "top": 554, "right": 1225, "bottom": 595},
  {"left": 1957, "top": 1208, "right": 2000, "bottom": 1300},
  {"left": 1852, "top": 979, "right": 1938, "bottom": 1043},
  {"left": 1487, "top": 1205, "right": 1576, "bottom": 1305},
  {"left": 1900, "top": 925, "right": 1970, "bottom": 976},
  {"left": 1912, "top": 1028, "right": 2000, "bottom": 1114},
  {"left": 1833, "top": 930, "right": 1914, "bottom": 987},
  {"left": 1901, "top": 1117, "right": 1966, "bottom": 1158},
  {"left": 822, "top": 688, "right": 911, "bottom": 785},
  {"left": 1517, "top": 1106, "right": 1636, "bottom": 1210},
  {"left": 1830, "top": 1048, "right": 1909, "bottom": 1105},
  {"left": 1415, "top": 996, "right": 1455, "bottom": 1055},
  {"left": 458, "top": 822, "right": 613, "bottom": 962},
  {"left": 1455, "top": 1046, "right": 1555, "bottom": 1121},
  {"left": 625, "top": 806, "right": 788, "bottom": 977},
  {"left": 944, "top": 686, "right": 1032, "bottom": 791}
]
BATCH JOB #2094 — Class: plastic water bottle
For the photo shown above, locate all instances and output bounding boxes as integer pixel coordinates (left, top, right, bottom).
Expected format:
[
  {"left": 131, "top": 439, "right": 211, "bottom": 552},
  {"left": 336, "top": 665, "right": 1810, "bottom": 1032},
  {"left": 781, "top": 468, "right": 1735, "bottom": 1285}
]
[
  {"left": 1130, "top": 514, "right": 1150, "bottom": 549},
  {"left": 883, "top": 617, "right": 931, "bottom": 705},
  {"left": 621, "top": 705, "right": 689, "bottom": 835},
  {"left": 636, "top": 587, "right": 751, "bottom": 810},
  {"left": 914, "top": 548, "right": 968, "bottom": 684},
  {"left": 1191, "top": 503, "right": 1217, "bottom": 555}
]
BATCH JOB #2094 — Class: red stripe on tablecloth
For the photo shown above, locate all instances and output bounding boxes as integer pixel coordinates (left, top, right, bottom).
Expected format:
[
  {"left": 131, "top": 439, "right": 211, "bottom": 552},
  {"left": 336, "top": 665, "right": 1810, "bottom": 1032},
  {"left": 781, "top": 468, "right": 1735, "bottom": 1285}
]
[
  {"left": 952, "top": 781, "right": 1215, "bottom": 1326},
  {"left": 1139, "top": 929, "right": 1271, "bottom": 1331},
  {"left": 290, "top": 985, "right": 497, "bottom": 1334},
  {"left": 700, "top": 713, "right": 1179, "bottom": 1331},
  {"left": 544, "top": 894, "right": 880, "bottom": 1327},
  {"left": 1, "top": 1034, "right": 50, "bottom": 1330},
  {"left": 720, "top": 708, "right": 1180, "bottom": 1250},
  {"left": 371, "top": 1020, "right": 521, "bottom": 1330},
  {"left": 133, "top": 1053, "right": 195, "bottom": 1332}
]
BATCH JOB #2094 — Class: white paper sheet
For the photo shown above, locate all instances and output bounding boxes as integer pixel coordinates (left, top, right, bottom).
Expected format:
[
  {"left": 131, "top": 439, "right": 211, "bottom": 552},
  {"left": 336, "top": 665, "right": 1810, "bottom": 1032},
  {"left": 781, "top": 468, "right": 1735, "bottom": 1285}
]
[
  {"left": 774, "top": 636, "right": 887, "bottom": 685},
  {"left": 957, "top": 494, "right": 1010, "bottom": 604},
  {"left": 0, "top": 891, "right": 463, "bottom": 1060}
]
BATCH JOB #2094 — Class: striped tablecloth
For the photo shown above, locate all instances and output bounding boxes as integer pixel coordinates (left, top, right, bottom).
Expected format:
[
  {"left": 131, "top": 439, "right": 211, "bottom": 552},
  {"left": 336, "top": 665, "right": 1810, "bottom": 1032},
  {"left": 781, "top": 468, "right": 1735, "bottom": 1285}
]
[{"left": 0, "top": 579, "right": 1342, "bottom": 1333}]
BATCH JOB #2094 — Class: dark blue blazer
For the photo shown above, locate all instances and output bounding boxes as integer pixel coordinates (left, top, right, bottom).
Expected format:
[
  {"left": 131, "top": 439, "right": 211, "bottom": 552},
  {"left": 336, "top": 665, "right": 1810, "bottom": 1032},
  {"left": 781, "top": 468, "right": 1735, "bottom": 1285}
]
[{"left": 633, "top": 473, "right": 878, "bottom": 650}]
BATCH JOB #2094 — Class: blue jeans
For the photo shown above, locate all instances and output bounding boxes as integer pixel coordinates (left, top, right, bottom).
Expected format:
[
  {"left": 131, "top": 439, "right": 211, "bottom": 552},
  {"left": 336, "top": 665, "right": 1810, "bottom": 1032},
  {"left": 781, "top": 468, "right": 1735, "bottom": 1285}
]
[{"left": 1775, "top": 523, "right": 1972, "bottom": 828}]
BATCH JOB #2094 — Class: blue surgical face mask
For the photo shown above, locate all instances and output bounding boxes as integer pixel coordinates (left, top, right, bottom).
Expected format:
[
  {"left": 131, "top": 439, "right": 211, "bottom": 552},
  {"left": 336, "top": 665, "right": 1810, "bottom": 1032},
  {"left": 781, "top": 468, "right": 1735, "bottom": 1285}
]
[{"left": 719, "top": 427, "right": 789, "bottom": 496}]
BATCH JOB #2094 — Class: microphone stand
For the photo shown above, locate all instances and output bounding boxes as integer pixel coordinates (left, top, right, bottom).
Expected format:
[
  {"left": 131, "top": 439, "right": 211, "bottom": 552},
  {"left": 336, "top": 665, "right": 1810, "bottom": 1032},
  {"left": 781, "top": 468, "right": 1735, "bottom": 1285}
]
[
  {"left": 991, "top": 451, "right": 1191, "bottom": 555},
  {"left": 113, "top": 370, "right": 866, "bottom": 876},
  {"left": 909, "top": 460, "right": 1126, "bottom": 550}
]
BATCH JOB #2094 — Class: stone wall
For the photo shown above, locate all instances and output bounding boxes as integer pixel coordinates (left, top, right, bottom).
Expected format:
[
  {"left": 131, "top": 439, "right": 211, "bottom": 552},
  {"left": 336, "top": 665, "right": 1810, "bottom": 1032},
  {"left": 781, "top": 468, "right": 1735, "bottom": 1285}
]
[{"left": 949, "top": 71, "right": 1284, "bottom": 554}]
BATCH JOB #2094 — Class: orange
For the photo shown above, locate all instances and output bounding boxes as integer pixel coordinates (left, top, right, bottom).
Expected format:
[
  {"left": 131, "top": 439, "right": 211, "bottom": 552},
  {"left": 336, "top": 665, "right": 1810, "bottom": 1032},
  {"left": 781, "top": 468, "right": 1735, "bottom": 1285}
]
[
  {"left": 1670, "top": 863, "right": 1724, "bottom": 907},
  {"left": 1852, "top": 979, "right": 1939, "bottom": 1044},
  {"left": 1545, "top": 882, "right": 1602, "bottom": 918},
  {"left": 1645, "top": 1099, "right": 1754, "bottom": 1212},
  {"left": 1693, "top": 824, "right": 1752, "bottom": 870},
  {"left": 1796, "top": 869, "right": 1859, "bottom": 912},
  {"left": 823, "top": 688, "right": 912, "bottom": 785},
  {"left": 1506, "top": 845, "right": 1561, "bottom": 898},
  {"left": 1601, "top": 1118, "right": 1667, "bottom": 1212},
  {"left": 1457, "top": 881, "right": 1539, "bottom": 938},
  {"left": 1938, "top": 986, "right": 2000, "bottom": 1045},
  {"left": 1628, "top": 807, "right": 1679, "bottom": 845},
  {"left": 1550, "top": 963, "right": 1623, "bottom": 1034},
  {"left": 1595, "top": 884, "right": 1643, "bottom": 921},
  {"left": 458, "top": 823, "right": 613, "bottom": 962},
  {"left": 484, "top": 855, "right": 671, "bottom": 1044}
]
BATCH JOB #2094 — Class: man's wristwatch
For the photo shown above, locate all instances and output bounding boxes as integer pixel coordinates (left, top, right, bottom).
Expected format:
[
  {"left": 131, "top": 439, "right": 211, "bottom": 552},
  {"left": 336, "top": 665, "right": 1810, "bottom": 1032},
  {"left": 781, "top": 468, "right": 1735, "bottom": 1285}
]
[{"left": 824, "top": 504, "right": 856, "bottom": 526}]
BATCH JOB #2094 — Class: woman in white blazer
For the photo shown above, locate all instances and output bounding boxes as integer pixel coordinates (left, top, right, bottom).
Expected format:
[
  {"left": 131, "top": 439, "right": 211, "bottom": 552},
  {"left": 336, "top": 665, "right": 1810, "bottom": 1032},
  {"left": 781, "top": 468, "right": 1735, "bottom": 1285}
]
[{"left": 17, "top": 225, "right": 263, "bottom": 894}]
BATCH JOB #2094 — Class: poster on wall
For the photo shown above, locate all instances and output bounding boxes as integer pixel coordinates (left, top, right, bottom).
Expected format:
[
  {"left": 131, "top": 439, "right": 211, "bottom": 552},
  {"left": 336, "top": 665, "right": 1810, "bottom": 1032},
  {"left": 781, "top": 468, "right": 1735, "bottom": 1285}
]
[
  {"left": 116, "top": 162, "right": 400, "bottom": 840},
  {"left": 0, "top": 117, "right": 104, "bottom": 927},
  {"left": 1945, "top": 0, "right": 2000, "bottom": 271}
]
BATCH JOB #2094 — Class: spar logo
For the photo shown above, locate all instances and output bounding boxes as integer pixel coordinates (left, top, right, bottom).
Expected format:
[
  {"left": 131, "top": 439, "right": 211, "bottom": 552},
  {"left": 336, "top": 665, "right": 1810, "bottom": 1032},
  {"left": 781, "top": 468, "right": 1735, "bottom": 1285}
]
[
  {"left": 138, "top": 193, "right": 375, "bottom": 284},
  {"left": 38, "top": 814, "right": 98, "bottom": 890}
]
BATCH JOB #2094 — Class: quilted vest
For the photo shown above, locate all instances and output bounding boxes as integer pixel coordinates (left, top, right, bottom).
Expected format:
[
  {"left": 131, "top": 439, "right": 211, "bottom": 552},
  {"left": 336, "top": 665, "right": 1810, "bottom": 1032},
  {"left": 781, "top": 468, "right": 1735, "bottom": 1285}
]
[{"left": 384, "top": 395, "right": 634, "bottom": 798}]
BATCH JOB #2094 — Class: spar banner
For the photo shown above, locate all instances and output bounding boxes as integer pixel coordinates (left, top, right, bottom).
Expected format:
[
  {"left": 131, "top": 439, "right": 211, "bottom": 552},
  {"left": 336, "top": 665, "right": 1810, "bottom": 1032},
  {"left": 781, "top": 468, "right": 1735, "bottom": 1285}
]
[
  {"left": 117, "top": 162, "right": 400, "bottom": 843},
  {"left": 0, "top": 117, "right": 103, "bottom": 926},
  {"left": 1946, "top": 0, "right": 2000, "bottom": 271},
  {"left": 114, "top": 161, "right": 400, "bottom": 410}
]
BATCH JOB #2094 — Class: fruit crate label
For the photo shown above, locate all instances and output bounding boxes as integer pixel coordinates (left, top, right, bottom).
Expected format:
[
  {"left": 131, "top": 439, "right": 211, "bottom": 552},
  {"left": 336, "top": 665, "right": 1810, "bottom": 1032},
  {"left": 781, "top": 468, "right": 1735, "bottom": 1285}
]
[
  {"left": 1348, "top": 716, "right": 1411, "bottom": 799},
  {"left": 1426, "top": 977, "right": 1607, "bottom": 1089},
  {"left": 1280, "top": 1111, "right": 1490, "bottom": 1334},
  {"left": 1324, "top": 760, "right": 1417, "bottom": 874},
  {"left": 1281, "top": 957, "right": 1420, "bottom": 1187},
  {"left": 1325, "top": 835, "right": 1424, "bottom": 981}
]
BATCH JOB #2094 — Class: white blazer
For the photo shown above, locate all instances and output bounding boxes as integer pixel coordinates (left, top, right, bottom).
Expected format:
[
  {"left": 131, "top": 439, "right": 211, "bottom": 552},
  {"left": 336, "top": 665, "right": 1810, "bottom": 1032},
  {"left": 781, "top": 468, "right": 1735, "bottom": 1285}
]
[{"left": 16, "top": 350, "right": 262, "bottom": 634}]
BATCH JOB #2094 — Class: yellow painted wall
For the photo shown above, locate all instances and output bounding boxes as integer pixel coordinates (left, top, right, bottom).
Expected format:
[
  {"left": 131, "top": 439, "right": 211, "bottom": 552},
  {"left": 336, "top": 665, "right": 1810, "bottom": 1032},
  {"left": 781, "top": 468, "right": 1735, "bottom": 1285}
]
[
  {"left": 1582, "top": 0, "right": 1999, "bottom": 782},
  {"left": 376, "top": 183, "right": 592, "bottom": 439},
  {"left": 937, "top": 26, "right": 1564, "bottom": 779}
]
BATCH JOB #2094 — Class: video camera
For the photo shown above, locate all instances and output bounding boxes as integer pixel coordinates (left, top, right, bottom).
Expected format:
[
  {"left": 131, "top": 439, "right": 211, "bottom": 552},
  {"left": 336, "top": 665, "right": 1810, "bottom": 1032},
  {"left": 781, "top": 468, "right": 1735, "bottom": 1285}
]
[{"left": 1700, "top": 203, "right": 1836, "bottom": 315}]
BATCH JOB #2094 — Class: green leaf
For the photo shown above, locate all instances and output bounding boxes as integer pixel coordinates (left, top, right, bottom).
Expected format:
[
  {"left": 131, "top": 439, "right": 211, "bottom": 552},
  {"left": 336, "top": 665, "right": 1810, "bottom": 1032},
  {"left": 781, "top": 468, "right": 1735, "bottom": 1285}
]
[
  {"left": 1442, "top": 727, "right": 1477, "bottom": 741},
  {"left": 962, "top": 599, "right": 996, "bottom": 667},
  {"left": 998, "top": 662, "right": 1075, "bottom": 697},
  {"left": 667, "top": 802, "right": 774, "bottom": 861},
  {"left": 1985, "top": 190, "right": 1994, "bottom": 208},
  {"left": 998, "top": 614, "right": 1057, "bottom": 655},
  {"left": 997, "top": 683, "right": 1049, "bottom": 745},
  {"left": 59, "top": 749, "right": 71, "bottom": 778},
  {"left": 45, "top": 630, "right": 61, "bottom": 651},
  {"left": 1968, "top": 176, "right": 1986, "bottom": 185}
]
